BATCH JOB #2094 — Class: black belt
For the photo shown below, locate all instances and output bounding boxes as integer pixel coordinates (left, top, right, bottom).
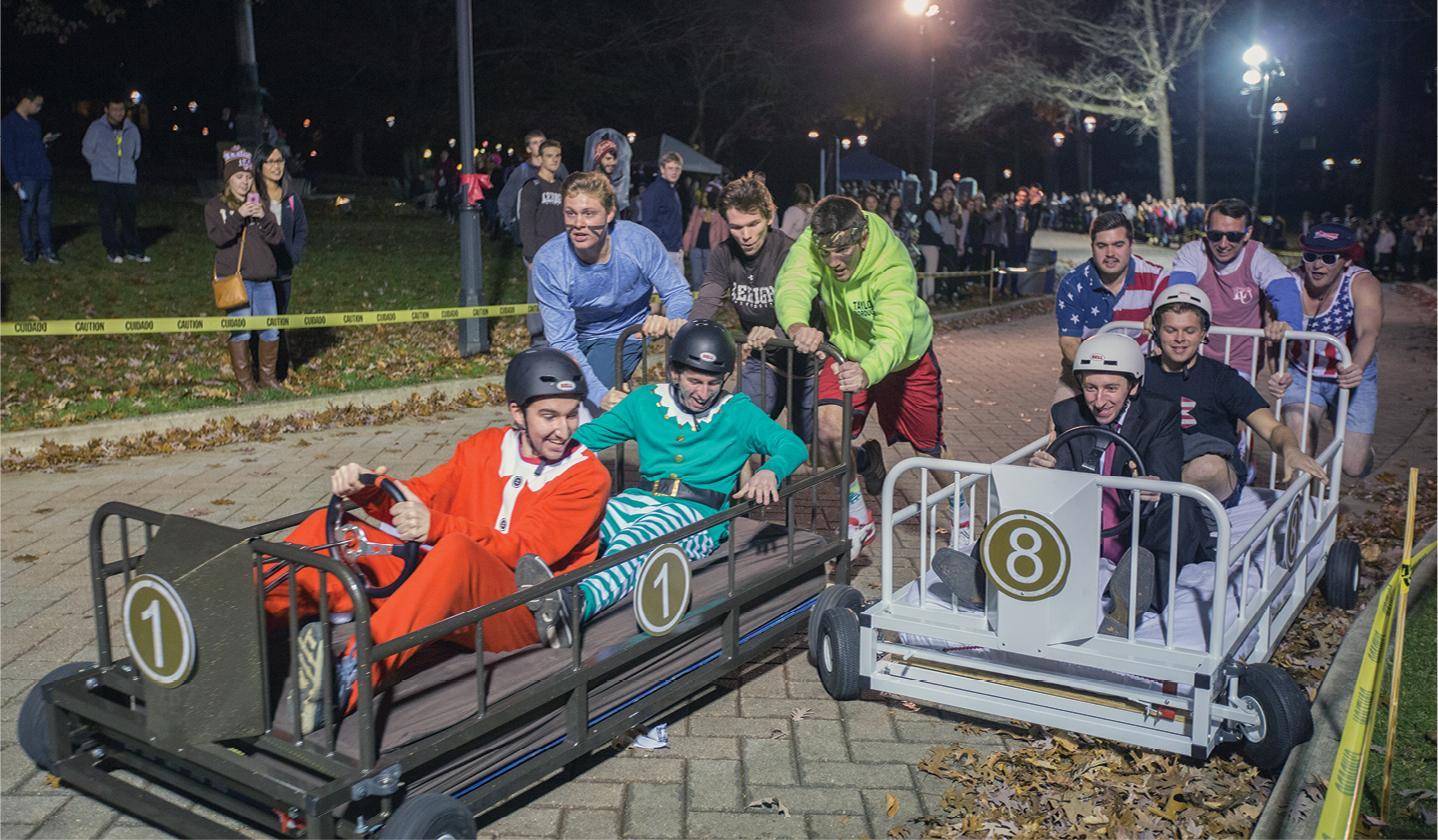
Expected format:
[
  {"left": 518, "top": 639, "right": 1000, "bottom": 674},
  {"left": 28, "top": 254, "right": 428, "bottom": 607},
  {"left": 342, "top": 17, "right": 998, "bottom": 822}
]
[{"left": 646, "top": 478, "right": 727, "bottom": 510}]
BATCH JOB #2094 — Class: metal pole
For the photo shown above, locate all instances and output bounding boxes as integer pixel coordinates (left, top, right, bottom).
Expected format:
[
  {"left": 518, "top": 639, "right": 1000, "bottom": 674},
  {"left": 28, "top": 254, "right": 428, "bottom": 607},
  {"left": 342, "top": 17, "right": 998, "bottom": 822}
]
[
  {"left": 922, "top": 22, "right": 936, "bottom": 198},
  {"left": 232, "top": 0, "right": 262, "bottom": 147},
  {"left": 455, "top": 0, "right": 488, "bottom": 355},
  {"left": 834, "top": 137, "right": 842, "bottom": 191},
  {"left": 818, "top": 146, "right": 827, "bottom": 198},
  {"left": 1250, "top": 73, "right": 1269, "bottom": 213}
]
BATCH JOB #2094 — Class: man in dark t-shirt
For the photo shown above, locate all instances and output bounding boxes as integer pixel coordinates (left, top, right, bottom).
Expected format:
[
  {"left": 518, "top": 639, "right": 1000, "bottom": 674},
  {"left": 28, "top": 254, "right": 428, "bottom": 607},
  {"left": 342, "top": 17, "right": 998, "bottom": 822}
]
[
  {"left": 688, "top": 175, "right": 820, "bottom": 441},
  {"left": 1145, "top": 286, "right": 1327, "bottom": 507}
]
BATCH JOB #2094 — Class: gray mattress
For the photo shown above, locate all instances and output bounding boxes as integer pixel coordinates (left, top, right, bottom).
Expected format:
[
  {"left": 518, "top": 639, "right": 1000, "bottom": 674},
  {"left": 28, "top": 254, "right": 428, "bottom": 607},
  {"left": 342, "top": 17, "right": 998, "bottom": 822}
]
[{"left": 262, "top": 517, "right": 831, "bottom": 793}]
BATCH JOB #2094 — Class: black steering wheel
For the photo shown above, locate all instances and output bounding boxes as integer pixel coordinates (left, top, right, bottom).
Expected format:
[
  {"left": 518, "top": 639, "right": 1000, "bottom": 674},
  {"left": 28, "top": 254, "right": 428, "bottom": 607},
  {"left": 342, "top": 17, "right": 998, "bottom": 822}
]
[
  {"left": 324, "top": 474, "right": 423, "bottom": 599},
  {"left": 1045, "top": 425, "right": 1157, "bottom": 538}
]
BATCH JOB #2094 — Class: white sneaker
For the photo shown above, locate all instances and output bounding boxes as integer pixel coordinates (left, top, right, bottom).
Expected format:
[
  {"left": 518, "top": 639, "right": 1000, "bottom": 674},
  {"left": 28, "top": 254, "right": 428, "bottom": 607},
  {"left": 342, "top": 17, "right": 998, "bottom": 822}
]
[{"left": 848, "top": 513, "right": 877, "bottom": 561}]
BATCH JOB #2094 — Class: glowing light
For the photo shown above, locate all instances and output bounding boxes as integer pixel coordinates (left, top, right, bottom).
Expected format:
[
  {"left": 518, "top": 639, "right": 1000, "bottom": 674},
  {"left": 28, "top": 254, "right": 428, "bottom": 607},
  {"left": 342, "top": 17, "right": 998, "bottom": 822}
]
[
  {"left": 841, "top": 138, "right": 852, "bottom": 150},
  {"left": 309, "top": 150, "right": 318, "bottom": 158},
  {"left": 902, "top": 0, "right": 928, "bottom": 16},
  {"left": 1349, "top": 157, "right": 1363, "bottom": 167},
  {"left": 1242, "top": 44, "right": 1269, "bottom": 67},
  {"left": 333, "top": 196, "right": 351, "bottom": 207},
  {"left": 385, "top": 115, "right": 396, "bottom": 128},
  {"left": 625, "top": 131, "right": 637, "bottom": 143},
  {"left": 1321, "top": 157, "right": 1336, "bottom": 171},
  {"left": 1002, "top": 167, "right": 1013, "bottom": 179},
  {"left": 1269, "top": 98, "right": 1289, "bottom": 126},
  {"left": 302, "top": 117, "right": 312, "bottom": 129},
  {"left": 1052, "top": 131, "right": 1066, "bottom": 148},
  {"left": 422, "top": 148, "right": 433, "bottom": 159},
  {"left": 807, "top": 130, "right": 820, "bottom": 139},
  {"left": 1242, "top": 68, "right": 1263, "bottom": 87},
  {"left": 170, "top": 124, "right": 179, "bottom": 132},
  {"left": 129, "top": 90, "right": 142, "bottom": 105},
  {"left": 925, "top": 4, "right": 940, "bottom": 16},
  {"left": 187, "top": 100, "right": 198, "bottom": 113},
  {"left": 1082, "top": 115, "right": 1097, "bottom": 134},
  {"left": 448, "top": 137, "right": 457, "bottom": 148},
  {"left": 856, "top": 134, "right": 869, "bottom": 147},
  {"left": 201, "top": 127, "right": 210, "bottom": 137},
  {"left": 952, "top": 172, "right": 961, "bottom": 181}
]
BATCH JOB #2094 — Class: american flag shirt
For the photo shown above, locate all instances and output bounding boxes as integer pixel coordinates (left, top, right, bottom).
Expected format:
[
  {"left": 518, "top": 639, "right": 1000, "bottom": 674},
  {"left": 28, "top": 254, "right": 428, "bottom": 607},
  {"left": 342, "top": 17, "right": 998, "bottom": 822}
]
[
  {"left": 1291, "top": 264, "right": 1367, "bottom": 380},
  {"left": 1055, "top": 255, "right": 1170, "bottom": 347}
]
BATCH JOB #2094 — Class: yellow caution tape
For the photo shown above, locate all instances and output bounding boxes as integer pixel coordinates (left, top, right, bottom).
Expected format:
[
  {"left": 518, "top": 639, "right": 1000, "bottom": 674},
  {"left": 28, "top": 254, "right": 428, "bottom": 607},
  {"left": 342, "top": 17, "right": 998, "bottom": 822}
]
[
  {"left": 1315, "top": 467, "right": 1430, "bottom": 839},
  {"left": 0, "top": 303, "right": 539, "bottom": 337}
]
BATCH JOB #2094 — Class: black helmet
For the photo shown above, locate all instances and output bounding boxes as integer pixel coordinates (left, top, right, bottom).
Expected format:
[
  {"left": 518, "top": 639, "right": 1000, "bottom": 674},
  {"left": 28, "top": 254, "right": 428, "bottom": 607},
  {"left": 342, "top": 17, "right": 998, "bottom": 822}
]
[
  {"left": 505, "top": 347, "right": 587, "bottom": 406},
  {"left": 669, "top": 320, "right": 734, "bottom": 375}
]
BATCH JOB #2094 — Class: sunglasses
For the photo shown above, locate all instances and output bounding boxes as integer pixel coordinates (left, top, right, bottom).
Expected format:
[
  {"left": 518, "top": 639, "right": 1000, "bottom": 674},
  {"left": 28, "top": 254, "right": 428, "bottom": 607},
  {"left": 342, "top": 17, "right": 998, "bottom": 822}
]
[
  {"left": 1204, "top": 230, "right": 1248, "bottom": 244},
  {"left": 1301, "top": 251, "right": 1341, "bottom": 264}
]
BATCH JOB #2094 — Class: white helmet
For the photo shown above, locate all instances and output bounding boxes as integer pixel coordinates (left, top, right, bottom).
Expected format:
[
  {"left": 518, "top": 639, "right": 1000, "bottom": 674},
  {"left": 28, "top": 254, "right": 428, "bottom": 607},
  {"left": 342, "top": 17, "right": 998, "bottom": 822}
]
[
  {"left": 1150, "top": 284, "right": 1212, "bottom": 329},
  {"left": 1073, "top": 333, "right": 1146, "bottom": 382}
]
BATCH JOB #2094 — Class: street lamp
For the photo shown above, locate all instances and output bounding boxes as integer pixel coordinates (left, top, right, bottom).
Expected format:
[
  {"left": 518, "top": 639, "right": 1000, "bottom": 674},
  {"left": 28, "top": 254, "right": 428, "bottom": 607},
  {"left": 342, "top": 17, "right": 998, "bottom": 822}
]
[
  {"left": 856, "top": 133, "right": 869, "bottom": 147},
  {"left": 807, "top": 130, "right": 828, "bottom": 196},
  {"left": 807, "top": 130, "right": 820, "bottom": 139},
  {"left": 1240, "top": 43, "right": 1284, "bottom": 213},
  {"left": 1269, "top": 98, "right": 1288, "bottom": 127},
  {"left": 841, "top": 137, "right": 852, "bottom": 150},
  {"left": 1052, "top": 131, "right": 1066, "bottom": 148},
  {"left": 1082, "top": 115, "right": 1096, "bottom": 134},
  {"left": 625, "top": 131, "right": 637, "bottom": 143},
  {"left": 1321, "top": 157, "right": 1336, "bottom": 171},
  {"left": 903, "top": 0, "right": 939, "bottom": 197}
]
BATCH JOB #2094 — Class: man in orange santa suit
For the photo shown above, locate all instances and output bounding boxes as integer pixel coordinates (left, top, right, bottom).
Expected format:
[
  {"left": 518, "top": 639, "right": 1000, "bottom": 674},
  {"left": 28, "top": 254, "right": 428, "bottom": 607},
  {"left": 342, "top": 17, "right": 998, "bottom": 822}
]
[{"left": 265, "top": 347, "right": 610, "bottom": 732}]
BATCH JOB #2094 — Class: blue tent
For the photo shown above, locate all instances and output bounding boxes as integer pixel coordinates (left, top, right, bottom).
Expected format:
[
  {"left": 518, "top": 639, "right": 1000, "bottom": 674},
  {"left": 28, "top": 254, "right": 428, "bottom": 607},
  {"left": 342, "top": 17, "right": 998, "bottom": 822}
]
[{"left": 837, "top": 148, "right": 905, "bottom": 182}]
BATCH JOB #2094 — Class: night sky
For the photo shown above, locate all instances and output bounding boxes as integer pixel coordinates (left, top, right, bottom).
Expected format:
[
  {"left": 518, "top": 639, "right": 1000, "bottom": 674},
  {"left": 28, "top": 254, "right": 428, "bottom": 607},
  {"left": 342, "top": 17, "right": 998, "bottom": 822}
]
[{"left": 3, "top": 0, "right": 1433, "bottom": 213}]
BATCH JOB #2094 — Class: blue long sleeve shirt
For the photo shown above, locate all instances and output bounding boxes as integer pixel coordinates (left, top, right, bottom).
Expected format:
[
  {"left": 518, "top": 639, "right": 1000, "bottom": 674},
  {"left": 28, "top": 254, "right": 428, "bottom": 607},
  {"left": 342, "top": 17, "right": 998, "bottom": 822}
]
[
  {"left": 531, "top": 220, "right": 693, "bottom": 397},
  {"left": 1, "top": 111, "right": 52, "bottom": 182},
  {"left": 640, "top": 178, "right": 683, "bottom": 251}
]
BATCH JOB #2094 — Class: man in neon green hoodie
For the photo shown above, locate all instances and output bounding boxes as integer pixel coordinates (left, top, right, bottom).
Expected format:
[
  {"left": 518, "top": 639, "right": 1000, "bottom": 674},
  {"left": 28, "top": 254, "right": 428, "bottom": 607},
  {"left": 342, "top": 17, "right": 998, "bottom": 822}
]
[{"left": 776, "top": 195, "right": 954, "bottom": 556}]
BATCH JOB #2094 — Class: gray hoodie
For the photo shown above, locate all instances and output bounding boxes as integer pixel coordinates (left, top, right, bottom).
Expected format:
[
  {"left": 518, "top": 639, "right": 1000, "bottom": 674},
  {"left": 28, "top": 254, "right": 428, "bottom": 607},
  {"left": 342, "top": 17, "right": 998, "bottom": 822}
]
[{"left": 82, "top": 117, "right": 141, "bottom": 184}]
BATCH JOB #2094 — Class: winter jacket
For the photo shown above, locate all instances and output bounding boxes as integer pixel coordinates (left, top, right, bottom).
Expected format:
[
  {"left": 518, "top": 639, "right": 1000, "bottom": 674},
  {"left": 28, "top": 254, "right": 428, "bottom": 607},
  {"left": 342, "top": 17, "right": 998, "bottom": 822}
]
[
  {"left": 681, "top": 207, "right": 729, "bottom": 252},
  {"left": 640, "top": 178, "right": 683, "bottom": 251},
  {"left": 81, "top": 117, "right": 141, "bottom": 184},
  {"left": 0, "top": 111, "right": 52, "bottom": 182},
  {"left": 266, "top": 187, "right": 309, "bottom": 277},
  {"left": 204, "top": 196, "right": 284, "bottom": 281}
]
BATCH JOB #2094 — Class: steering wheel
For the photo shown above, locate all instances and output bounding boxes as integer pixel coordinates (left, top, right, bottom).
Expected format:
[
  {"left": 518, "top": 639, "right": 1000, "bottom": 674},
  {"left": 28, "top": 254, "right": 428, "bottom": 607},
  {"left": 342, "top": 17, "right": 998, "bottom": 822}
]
[
  {"left": 1045, "top": 425, "right": 1157, "bottom": 539},
  {"left": 324, "top": 474, "right": 423, "bottom": 599}
]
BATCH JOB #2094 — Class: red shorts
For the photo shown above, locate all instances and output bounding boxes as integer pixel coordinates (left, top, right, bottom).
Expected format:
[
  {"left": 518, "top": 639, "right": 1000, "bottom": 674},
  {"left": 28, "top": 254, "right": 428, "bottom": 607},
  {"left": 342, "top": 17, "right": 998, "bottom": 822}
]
[{"left": 818, "top": 346, "right": 945, "bottom": 455}]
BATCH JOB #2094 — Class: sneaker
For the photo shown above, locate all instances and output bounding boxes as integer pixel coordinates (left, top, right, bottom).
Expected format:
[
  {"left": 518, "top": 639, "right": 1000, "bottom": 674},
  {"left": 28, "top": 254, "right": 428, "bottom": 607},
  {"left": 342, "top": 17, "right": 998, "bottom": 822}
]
[
  {"left": 41, "top": 253, "right": 62, "bottom": 264},
  {"left": 858, "top": 439, "right": 887, "bottom": 497},
  {"left": 848, "top": 513, "right": 877, "bottom": 561},
  {"left": 931, "top": 547, "right": 985, "bottom": 608},
  {"left": 1098, "top": 546, "right": 1156, "bottom": 637},
  {"left": 107, "top": 254, "right": 124, "bottom": 265},
  {"left": 515, "top": 553, "right": 572, "bottom": 648},
  {"left": 295, "top": 622, "right": 356, "bottom": 733},
  {"left": 21, "top": 254, "right": 38, "bottom": 265},
  {"left": 125, "top": 253, "right": 151, "bottom": 263}
]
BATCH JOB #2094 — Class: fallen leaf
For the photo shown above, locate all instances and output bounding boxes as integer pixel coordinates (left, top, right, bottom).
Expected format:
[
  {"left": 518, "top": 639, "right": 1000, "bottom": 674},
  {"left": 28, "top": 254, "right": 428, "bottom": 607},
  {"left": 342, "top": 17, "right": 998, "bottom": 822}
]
[
  {"left": 746, "top": 797, "right": 788, "bottom": 817},
  {"left": 13, "top": 554, "right": 38, "bottom": 563},
  {"left": 790, "top": 707, "right": 814, "bottom": 721},
  {"left": 31, "top": 507, "right": 53, "bottom": 514},
  {"left": 210, "top": 498, "right": 235, "bottom": 506},
  {"left": 886, "top": 792, "right": 900, "bottom": 818},
  {"left": 767, "top": 728, "right": 787, "bottom": 740}
]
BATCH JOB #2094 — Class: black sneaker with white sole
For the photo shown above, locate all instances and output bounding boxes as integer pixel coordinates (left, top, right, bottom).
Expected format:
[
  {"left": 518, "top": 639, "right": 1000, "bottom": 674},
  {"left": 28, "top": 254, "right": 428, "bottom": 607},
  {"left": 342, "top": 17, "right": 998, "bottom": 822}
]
[
  {"left": 515, "top": 553, "right": 573, "bottom": 649},
  {"left": 858, "top": 440, "right": 887, "bottom": 497},
  {"left": 930, "top": 547, "right": 986, "bottom": 609}
]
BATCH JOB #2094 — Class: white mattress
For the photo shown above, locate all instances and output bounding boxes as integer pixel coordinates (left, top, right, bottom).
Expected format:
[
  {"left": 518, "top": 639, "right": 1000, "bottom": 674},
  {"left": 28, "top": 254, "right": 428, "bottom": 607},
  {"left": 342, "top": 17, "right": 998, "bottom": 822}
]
[{"left": 889, "top": 486, "right": 1323, "bottom": 685}]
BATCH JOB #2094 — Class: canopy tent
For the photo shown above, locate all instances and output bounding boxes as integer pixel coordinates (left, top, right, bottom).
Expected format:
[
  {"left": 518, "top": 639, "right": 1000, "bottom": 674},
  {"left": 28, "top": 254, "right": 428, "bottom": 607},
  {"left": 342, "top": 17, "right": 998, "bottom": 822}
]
[
  {"left": 629, "top": 134, "right": 724, "bottom": 176},
  {"left": 837, "top": 148, "right": 905, "bottom": 183}
]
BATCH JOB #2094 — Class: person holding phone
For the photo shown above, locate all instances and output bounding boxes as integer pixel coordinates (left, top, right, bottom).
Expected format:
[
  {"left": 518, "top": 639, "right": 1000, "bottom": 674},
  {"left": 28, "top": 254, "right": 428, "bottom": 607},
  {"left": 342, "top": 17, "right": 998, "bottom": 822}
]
[{"left": 204, "top": 146, "right": 284, "bottom": 395}]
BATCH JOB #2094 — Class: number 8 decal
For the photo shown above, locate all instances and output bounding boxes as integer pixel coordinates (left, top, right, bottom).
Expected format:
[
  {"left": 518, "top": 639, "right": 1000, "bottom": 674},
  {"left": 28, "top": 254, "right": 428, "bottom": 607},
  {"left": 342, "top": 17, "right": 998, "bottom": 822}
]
[{"left": 979, "top": 510, "right": 1072, "bottom": 602}]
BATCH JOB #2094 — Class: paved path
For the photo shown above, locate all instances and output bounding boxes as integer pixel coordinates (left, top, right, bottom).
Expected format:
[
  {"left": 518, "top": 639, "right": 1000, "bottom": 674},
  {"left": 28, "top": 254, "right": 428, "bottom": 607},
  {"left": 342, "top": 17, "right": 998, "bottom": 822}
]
[{"left": 2, "top": 268, "right": 1432, "bottom": 838}]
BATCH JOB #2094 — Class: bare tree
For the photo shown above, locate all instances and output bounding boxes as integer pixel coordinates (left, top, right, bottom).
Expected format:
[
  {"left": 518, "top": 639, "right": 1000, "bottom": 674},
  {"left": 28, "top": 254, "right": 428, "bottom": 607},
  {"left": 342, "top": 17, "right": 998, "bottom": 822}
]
[{"left": 948, "top": 0, "right": 1223, "bottom": 200}]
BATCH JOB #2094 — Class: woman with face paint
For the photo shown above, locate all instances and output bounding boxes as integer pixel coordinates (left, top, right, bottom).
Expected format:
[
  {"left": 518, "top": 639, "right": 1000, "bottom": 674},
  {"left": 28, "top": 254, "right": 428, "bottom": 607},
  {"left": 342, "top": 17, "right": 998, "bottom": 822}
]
[{"left": 530, "top": 171, "right": 693, "bottom": 416}]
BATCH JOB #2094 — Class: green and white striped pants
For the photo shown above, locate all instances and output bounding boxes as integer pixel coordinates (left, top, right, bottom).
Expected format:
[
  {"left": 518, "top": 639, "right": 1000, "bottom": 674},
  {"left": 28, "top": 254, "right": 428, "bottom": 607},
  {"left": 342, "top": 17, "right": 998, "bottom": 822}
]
[{"left": 577, "top": 489, "right": 722, "bottom": 622}]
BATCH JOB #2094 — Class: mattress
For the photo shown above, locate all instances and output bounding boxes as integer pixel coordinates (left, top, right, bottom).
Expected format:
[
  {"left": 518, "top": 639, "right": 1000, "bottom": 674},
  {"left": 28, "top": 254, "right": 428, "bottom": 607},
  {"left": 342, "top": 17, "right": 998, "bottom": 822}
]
[{"left": 888, "top": 486, "right": 1323, "bottom": 691}]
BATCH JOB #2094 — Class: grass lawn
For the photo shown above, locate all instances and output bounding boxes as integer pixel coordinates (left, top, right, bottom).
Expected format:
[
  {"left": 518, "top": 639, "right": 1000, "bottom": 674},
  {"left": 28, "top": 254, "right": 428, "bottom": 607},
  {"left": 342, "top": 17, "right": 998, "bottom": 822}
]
[
  {"left": 1, "top": 175, "right": 530, "bottom": 432},
  {"left": 1364, "top": 585, "right": 1437, "bottom": 837}
]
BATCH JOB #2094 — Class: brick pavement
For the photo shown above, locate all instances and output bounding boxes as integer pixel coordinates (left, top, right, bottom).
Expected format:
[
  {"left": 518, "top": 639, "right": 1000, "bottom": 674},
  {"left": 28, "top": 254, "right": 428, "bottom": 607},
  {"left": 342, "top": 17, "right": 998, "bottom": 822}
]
[{"left": 1, "top": 277, "right": 1431, "bottom": 838}]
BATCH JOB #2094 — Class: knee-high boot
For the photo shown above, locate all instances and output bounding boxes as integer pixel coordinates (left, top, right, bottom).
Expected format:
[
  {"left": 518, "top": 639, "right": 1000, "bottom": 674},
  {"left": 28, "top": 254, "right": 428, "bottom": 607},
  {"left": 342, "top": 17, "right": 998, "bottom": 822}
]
[
  {"left": 257, "top": 340, "right": 281, "bottom": 390},
  {"left": 229, "top": 340, "right": 258, "bottom": 395}
]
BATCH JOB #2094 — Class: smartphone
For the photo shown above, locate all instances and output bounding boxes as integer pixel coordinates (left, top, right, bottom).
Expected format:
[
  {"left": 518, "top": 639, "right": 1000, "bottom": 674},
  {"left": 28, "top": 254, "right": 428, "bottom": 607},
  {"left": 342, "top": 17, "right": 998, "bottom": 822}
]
[{"left": 247, "top": 191, "right": 260, "bottom": 205}]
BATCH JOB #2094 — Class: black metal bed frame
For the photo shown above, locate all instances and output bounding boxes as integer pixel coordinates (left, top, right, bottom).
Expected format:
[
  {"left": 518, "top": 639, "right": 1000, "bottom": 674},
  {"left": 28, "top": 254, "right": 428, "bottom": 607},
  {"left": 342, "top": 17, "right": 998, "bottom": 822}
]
[{"left": 33, "top": 332, "right": 853, "bottom": 838}]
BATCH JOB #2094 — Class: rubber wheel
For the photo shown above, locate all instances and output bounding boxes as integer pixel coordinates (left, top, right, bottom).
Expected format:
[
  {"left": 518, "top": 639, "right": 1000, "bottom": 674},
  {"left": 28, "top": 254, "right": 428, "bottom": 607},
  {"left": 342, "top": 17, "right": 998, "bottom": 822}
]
[
  {"left": 18, "top": 662, "right": 95, "bottom": 771},
  {"left": 816, "top": 607, "right": 863, "bottom": 701},
  {"left": 808, "top": 585, "right": 863, "bottom": 666},
  {"left": 1235, "top": 663, "right": 1313, "bottom": 773},
  {"left": 1323, "top": 540, "right": 1361, "bottom": 610},
  {"left": 377, "top": 793, "right": 474, "bottom": 839}
]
